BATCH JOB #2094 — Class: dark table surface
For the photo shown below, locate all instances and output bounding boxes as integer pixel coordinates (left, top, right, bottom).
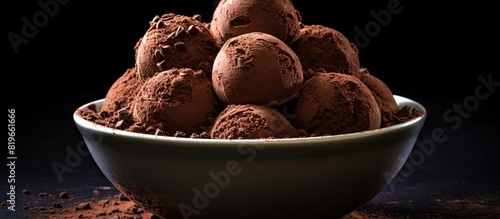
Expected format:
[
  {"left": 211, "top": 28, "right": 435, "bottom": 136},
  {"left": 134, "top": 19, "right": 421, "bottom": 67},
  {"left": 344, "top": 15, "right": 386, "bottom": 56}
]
[{"left": 2, "top": 1, "right": 499, "bottom": 218}]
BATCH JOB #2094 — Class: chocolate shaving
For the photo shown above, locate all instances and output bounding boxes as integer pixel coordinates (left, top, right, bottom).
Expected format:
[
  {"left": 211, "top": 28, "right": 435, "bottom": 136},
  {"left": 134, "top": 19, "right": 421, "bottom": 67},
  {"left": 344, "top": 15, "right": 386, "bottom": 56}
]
[
  {"left": 192, "top": 14, "right": 202, "bottom": 22},
  {"left": 159, "top": 45, "right": 171, "bottom": 58},
  {"left": 175, "top": 26, "right": 187, "bottom": 38},
  {"left": 174, "top": 41, "right": 187, "bottom": 51},
  {"left": 156, "top": 60, "right": 168, "bottom": 71},
  {"left": 187, "top": 25, "right": 199, "bottom": 35}
]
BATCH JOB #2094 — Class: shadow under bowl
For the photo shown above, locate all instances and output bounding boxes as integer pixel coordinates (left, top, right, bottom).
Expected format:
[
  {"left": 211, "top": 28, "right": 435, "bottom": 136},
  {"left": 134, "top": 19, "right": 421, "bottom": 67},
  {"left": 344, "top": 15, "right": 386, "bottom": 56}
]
[{"left": 73, "top": 95, "right": 426, "bottom": 219}]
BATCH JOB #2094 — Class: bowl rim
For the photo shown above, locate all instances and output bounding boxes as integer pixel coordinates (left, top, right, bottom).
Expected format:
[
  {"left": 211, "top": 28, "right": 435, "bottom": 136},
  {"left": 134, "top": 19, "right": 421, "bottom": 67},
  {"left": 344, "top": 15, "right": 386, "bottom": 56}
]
[{"left": 73, "top": 95, "right": 426, "bottom": 146}]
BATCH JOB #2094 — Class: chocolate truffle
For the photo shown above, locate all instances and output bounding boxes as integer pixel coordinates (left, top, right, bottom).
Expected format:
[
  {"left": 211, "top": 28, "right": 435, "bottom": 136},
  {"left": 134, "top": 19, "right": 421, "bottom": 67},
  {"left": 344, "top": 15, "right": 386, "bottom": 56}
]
[
  {"left": 359, "top": 67, "right": 398, "bottom": 125},
  {"left": 131, "top": 68, "right": 220, "bottom": 136},
  {"left": 212, "top": 32, "right": 304, "bottom": 106},
  {"left": 101, "top": 67, "right": 142, "bottom": 113},
  {"left": 292, "top": 73, "right": 381, "bottom": 136},
  {"left": 135, "top": 13, "right": 218, "bottom": 82},
  {"left": 210, "top": 0, "right": 302, "bottom": 47},
  {"left": 292, "top": 24, "right": 361, "bottom": 79},
  {"left": 210, "top": 104, "right": 299, "bottom": 139}
]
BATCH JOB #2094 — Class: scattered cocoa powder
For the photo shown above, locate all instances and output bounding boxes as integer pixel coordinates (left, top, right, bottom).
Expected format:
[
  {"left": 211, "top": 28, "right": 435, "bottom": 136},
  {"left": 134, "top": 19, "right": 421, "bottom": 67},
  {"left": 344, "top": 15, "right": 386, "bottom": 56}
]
[
  {"left": 12, "top": 189, "right": 158, "bottom": 219},
  {"left": 381, "top": 105, "right": 424, "bottom": 128},
  {"left": 77, "top": 101, "right": 423, "bottom": 139},
  {"left": 3, "top": 188, "right": 498, "bottom": 219}
]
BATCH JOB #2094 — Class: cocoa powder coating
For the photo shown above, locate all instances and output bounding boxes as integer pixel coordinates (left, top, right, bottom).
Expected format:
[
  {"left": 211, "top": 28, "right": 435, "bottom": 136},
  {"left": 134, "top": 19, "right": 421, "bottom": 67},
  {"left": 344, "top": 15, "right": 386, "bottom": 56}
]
[
  {"left": 292, "top": 24, "right": 361, "bottom": 79},
  {"left": 135, "top": 13, "right": 218, "bottom": 82},
  {"left": 359, "top": 67, "right": 398, "bottom": 126},
  {"left": 100, "top": 67, "right": 142, "bottom": 113},
  {"left": 210, "top": 104, "right": 299, "bottom": 139},
  {"left": 292, "top": 73, "right": 381, "bottom": 136}
]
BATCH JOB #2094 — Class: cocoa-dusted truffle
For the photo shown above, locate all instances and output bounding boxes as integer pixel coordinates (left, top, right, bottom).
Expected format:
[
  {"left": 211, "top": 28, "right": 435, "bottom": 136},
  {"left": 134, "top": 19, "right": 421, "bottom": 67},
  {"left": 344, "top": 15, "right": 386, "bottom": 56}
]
[
  {"left": 101, "top": 67, "right": 142, "bottom": 113},
  {"left": 135, "top": 13, "right": 218, "bottom": 82},
  {"left": 131, "top": 68, "right": 220, "bottom": 136},
  {"left": 292, "top": 24, "right": 361, "bottom": 79},
  {"left": 292, "top": 73, "right": 381, "bottom": 136},
  {"left": 210, "top": 0, "right": 302, "bottom": 47},
  {"left": 212, "top": 32, "right": 304, "bottom": 106},
  {"left": 359, "top": 67, "right": 398, "bottom": 126},
  {"left": 210, "top": 104, "right": 299, "bottom": 139}
]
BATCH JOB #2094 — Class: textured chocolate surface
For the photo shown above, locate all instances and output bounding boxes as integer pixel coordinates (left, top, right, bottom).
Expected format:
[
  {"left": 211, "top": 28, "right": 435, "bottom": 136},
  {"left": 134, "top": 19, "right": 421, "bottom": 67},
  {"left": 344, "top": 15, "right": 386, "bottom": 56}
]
[
  {"left": 293, "top": 24, "right": 361, "bottom": 79},
  {"left": 359, "top": 67, "right": 398, "bottom": 127},
  {"left": 211, "top": 32, "right": 304, "bottom": 107},
  {"left": 210, "top": 0, "right": 302, "bottom": 47},
  {"left": 135, "top": 13, "right": 218, "bottom": 82},
  {"left": 131, "top": 68, "right": 220, "bottom": 136},
  {"left": 292, "top": 73, "right": 381, "bottom": 136},
  {"left": 101, "top": 67, "right": 141, "bottom": 113},
  {"left": 210, "top": 104, "right": 299, "bottom": 139}
]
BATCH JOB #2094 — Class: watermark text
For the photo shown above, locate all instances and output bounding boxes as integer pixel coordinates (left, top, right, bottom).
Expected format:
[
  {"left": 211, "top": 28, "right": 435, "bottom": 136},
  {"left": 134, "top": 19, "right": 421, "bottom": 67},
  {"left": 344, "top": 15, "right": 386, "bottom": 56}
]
[{"left": 7, "top": 109, "right": 17, "bottom": 211}]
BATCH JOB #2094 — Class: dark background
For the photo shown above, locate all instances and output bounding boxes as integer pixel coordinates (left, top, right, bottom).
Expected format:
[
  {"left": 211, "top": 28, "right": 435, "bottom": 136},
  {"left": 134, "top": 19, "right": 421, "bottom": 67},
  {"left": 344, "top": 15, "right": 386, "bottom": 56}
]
[{"left": 2, "top": 0, "right": 499, "bottom": 218}]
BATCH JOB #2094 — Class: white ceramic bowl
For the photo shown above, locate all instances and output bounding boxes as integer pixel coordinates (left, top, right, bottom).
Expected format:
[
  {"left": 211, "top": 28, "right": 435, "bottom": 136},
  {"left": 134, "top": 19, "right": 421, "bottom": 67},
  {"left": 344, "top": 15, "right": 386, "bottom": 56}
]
[{"left": 73, "top": 95, "right": 426, "bottom": 219}]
